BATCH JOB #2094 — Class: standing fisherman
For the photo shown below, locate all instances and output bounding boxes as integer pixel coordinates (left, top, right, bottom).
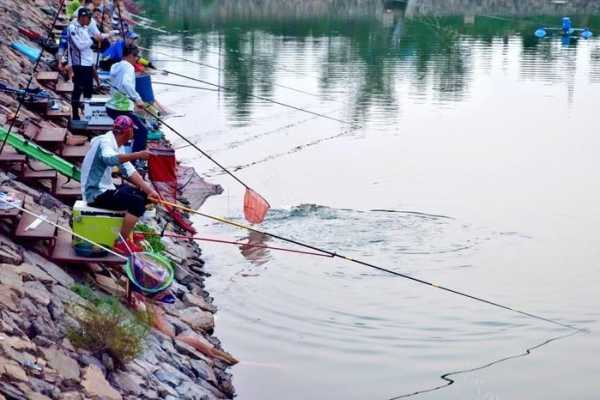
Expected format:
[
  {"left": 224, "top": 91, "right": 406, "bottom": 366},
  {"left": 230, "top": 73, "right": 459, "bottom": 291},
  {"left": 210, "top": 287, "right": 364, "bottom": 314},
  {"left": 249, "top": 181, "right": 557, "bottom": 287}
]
[
  {"left": 68, "top": 7, "right": 111, "bottom": 119},
  {"left": 106, "top": 45, "right": 149, "bottom": 154}
]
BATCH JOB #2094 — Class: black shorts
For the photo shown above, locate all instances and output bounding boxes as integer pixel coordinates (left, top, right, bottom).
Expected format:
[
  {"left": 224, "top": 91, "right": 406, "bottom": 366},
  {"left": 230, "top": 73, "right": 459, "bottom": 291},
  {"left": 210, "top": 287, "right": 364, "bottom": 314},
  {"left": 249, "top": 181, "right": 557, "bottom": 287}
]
[{"left": 90, "top": 185, "right": 148, "bottom": 217}]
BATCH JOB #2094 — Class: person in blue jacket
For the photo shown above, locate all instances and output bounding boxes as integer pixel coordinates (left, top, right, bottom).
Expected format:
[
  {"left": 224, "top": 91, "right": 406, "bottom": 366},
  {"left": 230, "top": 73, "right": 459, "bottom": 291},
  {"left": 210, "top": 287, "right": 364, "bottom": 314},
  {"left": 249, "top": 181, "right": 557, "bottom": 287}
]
[{"left": 99, "top": 30, "right": 138, "bottom": 71}]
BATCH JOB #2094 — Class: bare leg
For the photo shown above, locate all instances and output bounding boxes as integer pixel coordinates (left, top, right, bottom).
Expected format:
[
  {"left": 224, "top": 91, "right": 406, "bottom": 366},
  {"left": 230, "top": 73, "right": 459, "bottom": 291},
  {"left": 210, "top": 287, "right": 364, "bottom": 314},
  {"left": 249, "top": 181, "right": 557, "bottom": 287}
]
[{"left": 120, "top": 212, "right": 138, "bottom": 239}]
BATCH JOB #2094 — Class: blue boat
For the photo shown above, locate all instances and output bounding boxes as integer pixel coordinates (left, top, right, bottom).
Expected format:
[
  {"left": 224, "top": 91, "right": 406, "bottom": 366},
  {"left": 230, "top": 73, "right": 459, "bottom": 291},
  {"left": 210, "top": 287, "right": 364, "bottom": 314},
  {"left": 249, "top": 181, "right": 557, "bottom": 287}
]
[{"left": 535, "top": 17, "right": 593, "bottom": 39}]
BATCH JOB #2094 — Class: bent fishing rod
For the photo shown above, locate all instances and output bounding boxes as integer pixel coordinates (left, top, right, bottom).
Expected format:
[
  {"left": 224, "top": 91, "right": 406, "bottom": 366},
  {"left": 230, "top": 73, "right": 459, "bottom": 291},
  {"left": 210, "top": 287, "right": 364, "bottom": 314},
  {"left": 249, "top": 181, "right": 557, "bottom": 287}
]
[
  {"left": 150, "top": 67, "right": 351, "bottom": 125},
  {"left": 156, "top": 198, "right": 583, "bottom": 332},
  {"left": 139, "top": 46, "right": 322, "bottom": 98},
  {"left": 0, "top": 0, "right": 66, "bottom": 155}
]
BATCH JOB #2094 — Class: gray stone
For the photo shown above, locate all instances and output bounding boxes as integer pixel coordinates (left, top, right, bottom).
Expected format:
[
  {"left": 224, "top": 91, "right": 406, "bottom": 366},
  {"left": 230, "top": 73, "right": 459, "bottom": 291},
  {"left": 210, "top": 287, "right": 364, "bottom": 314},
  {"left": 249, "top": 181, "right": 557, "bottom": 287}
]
[
  {"left": 81, "top": 365, "right": 122, "bottom": 400},
  {"left": 41, "top": 346, "right": 80, "bottom": 381},
  {"left": 112, "top": 371, "right": 143, "bottom": 395},
  {"left": 0, "top": 264, "right": 23, "bottom": 294},
  {"left": 174, "top": 267, "right": 193, "bottom": 285},
  {"left": 23, "top": 281, "right": 51, "bottom": 306},
  {"left": 164, "top": 315, "right": 190, "bottom": 335},
  {"left": 17, "top": 263, "right": 54, "bottom": 284},
  {"left": 50, "top": 285, "right": 88, "bottom": 307},
  {"left": 176, "top": 381, "right": 213, "bottom": 400},
  {"left": 78, "top": 354, "right": 106, "bottom": 376},
  {"left": 177, "top": 307, "right": 215, "bottom": 332},
  {"left": 182, "top": 293, "right": 217, "bottom": 313},
  {"left": 189, "top": 359, "right": 217, "bottom": 384},
  {"left": 154, "top": 369, "right": 182, "bottom": 388},
  {"left": 102, "top": 353, "right": 115, "bottom": 372},
  {"left": 22, "top": 253, "right": 74, "bottom": 288}
]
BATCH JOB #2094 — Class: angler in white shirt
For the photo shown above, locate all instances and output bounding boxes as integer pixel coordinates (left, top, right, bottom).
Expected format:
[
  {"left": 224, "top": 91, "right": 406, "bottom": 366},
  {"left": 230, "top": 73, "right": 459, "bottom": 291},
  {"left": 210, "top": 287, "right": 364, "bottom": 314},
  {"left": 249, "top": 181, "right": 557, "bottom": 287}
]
[{"left": 68, "top": 7, "right": 112, "bottom": 119}]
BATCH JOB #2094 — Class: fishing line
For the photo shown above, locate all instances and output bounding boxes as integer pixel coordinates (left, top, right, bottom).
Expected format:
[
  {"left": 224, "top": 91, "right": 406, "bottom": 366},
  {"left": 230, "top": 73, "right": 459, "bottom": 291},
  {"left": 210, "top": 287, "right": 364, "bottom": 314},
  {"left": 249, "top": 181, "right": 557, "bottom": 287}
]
[
  {"left": 388, "top": 330, "right": 582, "bottom": 399},
  {"left": 0, "top": 0, "right": 66, "bottom": 155},
  {"left": 152, "top": 81, "right": 220, "bottom": 92},
  {"left": 139, "top": 46, "right": 322, "bottom": 98},
  {"left": 156, "top": 198, "right": 583, "bottom": 332},
  {"left": 156, "top": 68, "right": 352, "bottom": 125}
]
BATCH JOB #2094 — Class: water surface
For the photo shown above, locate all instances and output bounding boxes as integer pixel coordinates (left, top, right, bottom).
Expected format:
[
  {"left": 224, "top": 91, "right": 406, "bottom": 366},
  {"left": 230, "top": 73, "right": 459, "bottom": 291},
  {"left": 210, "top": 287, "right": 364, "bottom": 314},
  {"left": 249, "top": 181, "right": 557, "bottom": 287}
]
[{"left": 138, "top": 1, "right": 600, "bottom": 398}]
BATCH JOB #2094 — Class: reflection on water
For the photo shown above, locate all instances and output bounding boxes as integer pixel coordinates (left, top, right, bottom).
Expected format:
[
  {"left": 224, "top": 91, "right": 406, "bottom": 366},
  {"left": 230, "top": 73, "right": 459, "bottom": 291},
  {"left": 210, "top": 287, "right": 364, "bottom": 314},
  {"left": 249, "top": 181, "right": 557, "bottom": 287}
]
[
  {"left": 138, "top": 1, "right": 600, "bottom": 399},
  {"left": 139, "top": 0, "right": 600, "bottom": 124}
]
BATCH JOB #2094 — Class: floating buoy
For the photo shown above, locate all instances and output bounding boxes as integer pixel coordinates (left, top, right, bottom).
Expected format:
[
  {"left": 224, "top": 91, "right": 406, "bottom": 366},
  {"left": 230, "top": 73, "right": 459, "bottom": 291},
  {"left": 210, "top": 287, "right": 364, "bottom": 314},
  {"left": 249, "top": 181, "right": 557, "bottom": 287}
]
[
  {"left": 582, "top": 28, "right": 593, "bottom": 39},
  {"left": 535, "top": 28, "right": 547, "bottom": 38}
]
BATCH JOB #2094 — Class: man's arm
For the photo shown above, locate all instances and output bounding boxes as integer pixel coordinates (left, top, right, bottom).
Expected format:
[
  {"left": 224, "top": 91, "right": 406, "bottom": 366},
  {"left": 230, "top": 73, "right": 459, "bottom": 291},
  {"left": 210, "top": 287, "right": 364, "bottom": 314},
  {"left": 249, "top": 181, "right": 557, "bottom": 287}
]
[
  {"left": 127, "top": 171, "right": 159, "bottom": 200},
  {"left": 117, "top": 151, "right": 148, "bottom": 164}
]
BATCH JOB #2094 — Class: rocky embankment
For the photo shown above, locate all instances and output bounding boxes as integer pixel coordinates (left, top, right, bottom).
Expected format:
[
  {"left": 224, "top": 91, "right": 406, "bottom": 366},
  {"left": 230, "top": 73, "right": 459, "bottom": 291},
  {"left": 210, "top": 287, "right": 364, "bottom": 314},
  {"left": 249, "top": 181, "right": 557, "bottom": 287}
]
[{"left": 0, "top": 1, "right": 235, "bottom": 399}]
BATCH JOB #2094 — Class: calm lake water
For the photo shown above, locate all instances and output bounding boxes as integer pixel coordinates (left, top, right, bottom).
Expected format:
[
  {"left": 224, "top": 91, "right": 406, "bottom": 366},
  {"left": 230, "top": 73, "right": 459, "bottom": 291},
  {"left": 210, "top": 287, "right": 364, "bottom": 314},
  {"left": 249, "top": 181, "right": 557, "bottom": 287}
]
[{"left": 138, "top": 1, "right": 600, "bottom": 399}]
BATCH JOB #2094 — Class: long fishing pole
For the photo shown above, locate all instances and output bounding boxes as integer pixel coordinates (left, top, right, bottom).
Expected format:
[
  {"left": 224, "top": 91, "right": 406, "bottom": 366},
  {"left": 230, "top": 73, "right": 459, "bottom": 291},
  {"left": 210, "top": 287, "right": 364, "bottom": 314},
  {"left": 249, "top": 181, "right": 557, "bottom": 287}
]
[
  {"left": 156, "top": 198, "right": 582, "bottom": 332},
  {"left": 139, "top": 46, "right": 322, "bottom": 98},
  {"left": 156, "top": 68, "right": 351, "bottom": 125},
  {"left": 0, "top": 0, "right": 66, "bottom": 155},
  {"left": 140, "top": 105, "right": 253, "bottom": 190},
  {"left": 152, "top": 81, "right": 220, "bottom": 92},
  {"left": 141, "top": 231, "right": 333, "bottom": 258}
]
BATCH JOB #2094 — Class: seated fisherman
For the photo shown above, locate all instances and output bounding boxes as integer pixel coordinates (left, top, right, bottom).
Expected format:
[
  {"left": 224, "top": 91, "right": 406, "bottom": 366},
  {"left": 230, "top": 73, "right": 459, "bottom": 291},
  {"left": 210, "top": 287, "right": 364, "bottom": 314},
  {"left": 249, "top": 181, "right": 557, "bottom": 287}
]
[{"left": 80, "top": 115, "right": 159, "bottom": 255}]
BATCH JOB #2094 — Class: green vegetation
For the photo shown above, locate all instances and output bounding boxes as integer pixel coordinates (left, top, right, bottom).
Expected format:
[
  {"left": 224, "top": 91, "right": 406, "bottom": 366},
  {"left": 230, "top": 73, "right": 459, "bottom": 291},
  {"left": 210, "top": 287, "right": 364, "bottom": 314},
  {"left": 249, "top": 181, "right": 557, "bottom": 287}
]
[
  {"left": 135, "top": 223, "right": 166, "bottom": 253},
  {"left": 68, "top": 285, "right": 151, "bottom": 364}
]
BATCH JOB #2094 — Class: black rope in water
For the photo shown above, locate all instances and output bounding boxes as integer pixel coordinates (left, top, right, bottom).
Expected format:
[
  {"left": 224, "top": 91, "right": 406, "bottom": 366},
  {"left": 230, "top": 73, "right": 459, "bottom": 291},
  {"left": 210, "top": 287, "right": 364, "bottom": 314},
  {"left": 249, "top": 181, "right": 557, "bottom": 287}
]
[
  {"left": 0, "top": 0, "right": 67, "bottom": 155},
  {"left": 156, "top": 68, "right": 352, "bottom": 125},
  {"left": 388, "top": 330, "right": 582, "bottom": 399}
]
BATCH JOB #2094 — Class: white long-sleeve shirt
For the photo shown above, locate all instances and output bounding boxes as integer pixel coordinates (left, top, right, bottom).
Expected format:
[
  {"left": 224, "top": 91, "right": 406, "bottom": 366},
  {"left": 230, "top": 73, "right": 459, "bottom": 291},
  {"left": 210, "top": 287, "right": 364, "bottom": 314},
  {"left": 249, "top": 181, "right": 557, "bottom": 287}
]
[
  {"left": 107, "top": 60, "right": 142, "bottom": 111},
  {"left": 68, "top": 20, "right": 94, "bottom": 66}
]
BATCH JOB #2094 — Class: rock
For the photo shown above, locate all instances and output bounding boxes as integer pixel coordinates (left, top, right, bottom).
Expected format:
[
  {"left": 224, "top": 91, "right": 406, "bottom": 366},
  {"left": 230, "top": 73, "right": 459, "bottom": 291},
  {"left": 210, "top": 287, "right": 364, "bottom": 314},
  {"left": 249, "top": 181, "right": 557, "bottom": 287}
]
[
  {"left": 177, "top": 307, "right": 214, "bottom": 332},
  {"left": 81, "top": 365, "right": 122, "bottom": 400},
  {"left": 27, "top": 392, "right": 52, "bottom": 400},
  {"left": 59, "top": 392, "right": 83, "bottom": 400},
  {"left": 22, "top": 252, "right": 74, "bottom": 288},
  {"left": 50, "top": 285, "right": 88, "bottom": 307},
  {"left": 182, "top": 293, "right": 217, "bottom": 313},
  {"left": 30, "top": 315, "right": 58, "bottom": 340},
  {"left": 176, "top": 381, "right": 212, "bottom": 400},
  {"left": 22, "top": 281, "right": 51, "bottom": 306},
  {"left": 174, "top": 267, "right": 193, "bottom": 285},
  {"left": 0, "top": 381, "right": 26, "bottom": 400},
  {"left": 17, "top": 263, "right": 54, "bottom": 284},
  {"left": 0, "top": 265, "right": 23, "bottom": 294},
  {"left": 189, "top": 359, "right": 217, "bottom": 385},
  {"left": 0, "top": 286, "right": 19, "bottom": 312},
  {"left": 154, "top": 369, "right": 181, "bottom": 388},
  {"left": 2, "top": 335, "right": 36, "bottom": 351},
  {"left": 78, "top": 355, "right": 106, "bottom": 376},
  {"left": 2, "top": 361, "right": 28, "bottom": 382},
  {"left": 111, "top": 371, "right": 143, "bottom": 396},
  {"left": 173, "top": 339, "right": 206, "bottom": 361},
  {"left": 101, "top": 353, "right": 115, "bottom": 372},
  {"left": 41, "top": 346, "right": 80, "bottom": 381}
]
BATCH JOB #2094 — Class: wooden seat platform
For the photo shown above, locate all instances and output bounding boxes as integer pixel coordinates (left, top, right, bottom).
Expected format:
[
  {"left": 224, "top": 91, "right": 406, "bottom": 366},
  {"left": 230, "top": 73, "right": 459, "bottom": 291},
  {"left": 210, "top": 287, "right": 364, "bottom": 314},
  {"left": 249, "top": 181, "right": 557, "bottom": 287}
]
[
  {"left": 56, "top": 81, "right": 74, "bottom": 93},
  {"left": 15, "top": 212, "right": 57, "bottom": 240},
  {"left": 36, "top": 71, "right": 59, "bottom": 83},
  {"left": 36, "top": 125, "right": 67, "bottom": 145},
  {"left": 60, "top": 143, "right": 90, "bottom": 160},
  {"left": 51, "top": 230, "right": 126, "bottom": 265},
  {"left": 0, "top": 147, "right": 27, "bottom": 163},
  {"left": 22, "top": 163, "right": 57, "bottom": 180},
  {"left": 54, "top": 175, "right": 81, "bottom": 200},
  {"left": 46, "top": 108, "right": 71, "bottom": 119}
]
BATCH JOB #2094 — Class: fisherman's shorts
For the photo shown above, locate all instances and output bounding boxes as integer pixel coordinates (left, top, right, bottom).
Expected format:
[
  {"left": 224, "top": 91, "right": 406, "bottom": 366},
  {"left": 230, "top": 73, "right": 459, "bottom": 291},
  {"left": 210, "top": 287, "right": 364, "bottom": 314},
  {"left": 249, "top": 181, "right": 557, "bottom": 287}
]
[{"left": 90, "top": 185, "right": 148, "bottom": 217}]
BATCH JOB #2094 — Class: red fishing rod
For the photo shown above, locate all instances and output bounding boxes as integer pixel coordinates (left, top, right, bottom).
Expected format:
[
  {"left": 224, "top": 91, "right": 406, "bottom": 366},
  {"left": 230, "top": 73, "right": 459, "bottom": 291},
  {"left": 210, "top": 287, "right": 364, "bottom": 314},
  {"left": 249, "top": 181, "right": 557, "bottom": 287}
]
[{"left": 139, "top": 231, "right": 333, "bottom": 258}]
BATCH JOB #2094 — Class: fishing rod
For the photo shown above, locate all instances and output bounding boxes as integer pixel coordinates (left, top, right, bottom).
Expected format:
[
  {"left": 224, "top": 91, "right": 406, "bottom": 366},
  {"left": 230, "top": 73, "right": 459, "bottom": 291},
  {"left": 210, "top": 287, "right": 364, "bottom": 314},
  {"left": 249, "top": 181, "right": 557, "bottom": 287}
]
[
  {"left": 155, "top": 68, "right": 351, "bottom": 125},
  {"left": 141, "top": 231, "right": 333, "bottom": 258},
  {"left": 156, "top": 198, "right": 582, "bottom": 332},
  {"left": 0, "top": 0, "right": 66, "bottom": 155},
  {"left": 152, "top": 81, "right": 220, "bottom": 92},
  {"left": 139, "top": 46, "right": 322, "bottom": 98}
]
